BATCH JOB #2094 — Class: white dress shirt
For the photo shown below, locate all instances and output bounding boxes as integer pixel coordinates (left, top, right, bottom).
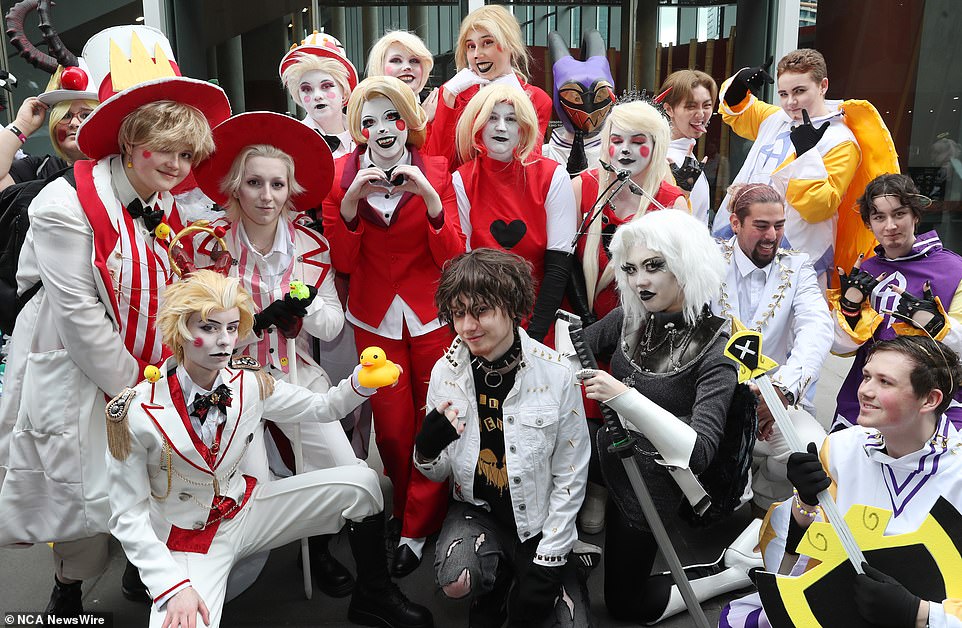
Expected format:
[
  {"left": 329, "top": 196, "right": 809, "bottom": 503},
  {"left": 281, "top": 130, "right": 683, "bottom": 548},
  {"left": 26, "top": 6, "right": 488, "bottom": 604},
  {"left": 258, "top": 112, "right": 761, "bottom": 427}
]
[{"left": 177, "top": 366, "right": 229, "bottom": 447}]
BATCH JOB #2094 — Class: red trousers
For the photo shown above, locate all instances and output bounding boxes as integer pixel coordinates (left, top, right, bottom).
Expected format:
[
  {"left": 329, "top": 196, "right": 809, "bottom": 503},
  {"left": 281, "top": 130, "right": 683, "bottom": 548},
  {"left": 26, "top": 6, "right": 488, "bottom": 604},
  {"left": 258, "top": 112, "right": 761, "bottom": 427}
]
[{"left": 353, "top": 324, "right": 452, "bottom": 538}]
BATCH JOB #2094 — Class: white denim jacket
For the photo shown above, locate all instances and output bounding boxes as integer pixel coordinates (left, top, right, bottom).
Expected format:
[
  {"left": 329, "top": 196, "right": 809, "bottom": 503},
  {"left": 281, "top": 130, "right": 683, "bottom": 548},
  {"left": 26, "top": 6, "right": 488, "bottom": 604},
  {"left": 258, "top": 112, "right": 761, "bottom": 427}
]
[{"left": 417, "top": 329, "right": 589, "bottom": 566}]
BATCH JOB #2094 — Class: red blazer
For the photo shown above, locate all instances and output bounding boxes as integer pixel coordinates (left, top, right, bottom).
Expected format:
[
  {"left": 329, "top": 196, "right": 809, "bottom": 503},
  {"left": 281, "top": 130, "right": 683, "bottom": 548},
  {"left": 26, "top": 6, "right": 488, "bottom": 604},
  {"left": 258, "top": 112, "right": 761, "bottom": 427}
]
[{"left": 321, "top": 146, "right": 465, "bottom": 329}]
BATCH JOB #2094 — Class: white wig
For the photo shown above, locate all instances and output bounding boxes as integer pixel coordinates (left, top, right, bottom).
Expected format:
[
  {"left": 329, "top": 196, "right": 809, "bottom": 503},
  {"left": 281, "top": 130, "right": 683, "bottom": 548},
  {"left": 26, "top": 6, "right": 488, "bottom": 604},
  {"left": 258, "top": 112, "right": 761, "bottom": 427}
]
[{"left": 609, "top": 209, "right": 723, "bottom": 325}]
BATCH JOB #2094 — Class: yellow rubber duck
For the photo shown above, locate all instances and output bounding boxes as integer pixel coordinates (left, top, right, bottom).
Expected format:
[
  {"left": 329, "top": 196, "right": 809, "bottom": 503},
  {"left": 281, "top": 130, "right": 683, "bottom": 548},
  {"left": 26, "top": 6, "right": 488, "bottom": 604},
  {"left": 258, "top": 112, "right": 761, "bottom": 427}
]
[
  {"left": 144, "top": 365, "right": 162, "bottom": 383},
  {"left": 358, "top": 346, "right": 400, "bottom": 388}
]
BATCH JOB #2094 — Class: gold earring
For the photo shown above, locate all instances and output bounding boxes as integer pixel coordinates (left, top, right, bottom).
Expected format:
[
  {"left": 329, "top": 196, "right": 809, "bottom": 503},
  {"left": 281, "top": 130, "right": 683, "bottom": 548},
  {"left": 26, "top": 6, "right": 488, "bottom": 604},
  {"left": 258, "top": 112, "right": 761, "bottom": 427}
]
[{"left": 126, "top": 160, "right": 133, "bottom": 168}]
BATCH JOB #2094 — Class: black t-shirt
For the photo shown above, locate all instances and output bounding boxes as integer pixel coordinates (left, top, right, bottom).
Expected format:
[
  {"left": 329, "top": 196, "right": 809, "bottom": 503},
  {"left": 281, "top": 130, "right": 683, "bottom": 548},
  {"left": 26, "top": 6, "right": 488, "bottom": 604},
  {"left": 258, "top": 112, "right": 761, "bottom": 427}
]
[
  {"left": 9, "top": 154, "right": 68, "bottom": 184},
  {"left": 471, "top": 334, "right": 522, "bottom": 533}
]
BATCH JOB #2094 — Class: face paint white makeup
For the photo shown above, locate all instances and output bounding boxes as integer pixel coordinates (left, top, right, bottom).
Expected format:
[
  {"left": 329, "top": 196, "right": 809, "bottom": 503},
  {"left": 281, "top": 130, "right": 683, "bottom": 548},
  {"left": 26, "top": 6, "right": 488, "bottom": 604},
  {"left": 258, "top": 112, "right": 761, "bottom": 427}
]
[
  {"left": 607, "top": 124, "right": 654, "bottom": 178},
  {"left": 481, "top": 102, "right": 521, "bottom": 162},
  {"left": 360, "top": 95, "right": 408, "bottom": 168}
]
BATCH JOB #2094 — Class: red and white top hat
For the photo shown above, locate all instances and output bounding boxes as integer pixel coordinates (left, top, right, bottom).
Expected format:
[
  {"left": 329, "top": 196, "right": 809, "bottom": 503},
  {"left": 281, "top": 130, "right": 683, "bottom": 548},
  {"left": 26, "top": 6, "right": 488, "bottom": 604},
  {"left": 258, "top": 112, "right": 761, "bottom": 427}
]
[
  {"left": 278, "top": 30, "right": 358, "bottom": 91},
  {"left": 77, "top": 25, "right": 231, "bottom": 160},
  {"left": 38, "top": 58, "right": 99, "bottom": 106},
  {"left": 192, "top": 112, "right": 335, "bottom": 211}
]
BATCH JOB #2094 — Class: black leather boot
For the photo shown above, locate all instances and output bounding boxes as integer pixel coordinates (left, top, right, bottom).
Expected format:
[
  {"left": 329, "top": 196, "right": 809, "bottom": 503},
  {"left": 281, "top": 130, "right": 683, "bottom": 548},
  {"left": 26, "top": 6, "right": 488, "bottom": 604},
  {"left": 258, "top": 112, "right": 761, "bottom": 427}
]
[
  {"left": 45, "top": 577, "right": 83, "bottom": 617},
  {"left": 348, "top": 513, "right": 433, "bottom": 628},
  {"left": 468, "top": 566, "right": 512, "bottom": 628},
  {"left": 309, "top": 534, "right": 355, "bottom": 597},
  {"left": 121, "top": 559, "right": 150, "bottom": 604}
]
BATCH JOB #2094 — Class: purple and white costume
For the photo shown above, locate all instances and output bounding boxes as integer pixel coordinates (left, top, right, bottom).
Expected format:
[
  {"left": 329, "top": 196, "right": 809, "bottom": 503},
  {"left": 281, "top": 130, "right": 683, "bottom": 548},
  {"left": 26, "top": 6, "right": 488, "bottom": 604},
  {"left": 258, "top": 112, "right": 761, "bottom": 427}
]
[
  {"left": 832, "top": 231, "right": 962, "bottom": 431},
  {"left": 721, "top": 415, "right": 962, "bottom": 628}
]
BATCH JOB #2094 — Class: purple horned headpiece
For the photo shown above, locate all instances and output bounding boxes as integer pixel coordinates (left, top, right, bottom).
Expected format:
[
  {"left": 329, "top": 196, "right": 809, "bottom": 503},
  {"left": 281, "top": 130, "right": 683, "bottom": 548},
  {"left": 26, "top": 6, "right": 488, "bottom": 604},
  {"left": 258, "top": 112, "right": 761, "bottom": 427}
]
[
  {"left": 549, "top": 30, "right": 616, "bottom": 175},
  {"left": 549, "top": 29, "right": 615, "bottom": 137}
]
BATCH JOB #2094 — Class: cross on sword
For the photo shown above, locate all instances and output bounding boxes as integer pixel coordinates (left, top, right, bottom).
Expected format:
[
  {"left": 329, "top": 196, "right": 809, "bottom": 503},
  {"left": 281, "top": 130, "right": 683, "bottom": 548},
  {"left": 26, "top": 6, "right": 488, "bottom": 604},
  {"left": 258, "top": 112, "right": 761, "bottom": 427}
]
[
  {"left": 723, "top": 317, "right": 866, "bottom": 573},
  {"left": 733, "top": 339, "right": 757, "bottom": 361}
]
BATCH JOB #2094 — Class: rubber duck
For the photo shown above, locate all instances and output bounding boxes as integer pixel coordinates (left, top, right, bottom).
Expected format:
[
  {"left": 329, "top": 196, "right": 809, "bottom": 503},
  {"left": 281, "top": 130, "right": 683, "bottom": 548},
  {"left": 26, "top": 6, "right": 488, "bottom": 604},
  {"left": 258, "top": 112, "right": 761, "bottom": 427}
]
[
  {"left": 358, "top": 346, "right": 400, "bottom": 388},
  {"left": 144, "top": 365, "right": 162, "bottom": 383},
  {"left": 289, "top": 280, "right": 310, "bottom": 301}
]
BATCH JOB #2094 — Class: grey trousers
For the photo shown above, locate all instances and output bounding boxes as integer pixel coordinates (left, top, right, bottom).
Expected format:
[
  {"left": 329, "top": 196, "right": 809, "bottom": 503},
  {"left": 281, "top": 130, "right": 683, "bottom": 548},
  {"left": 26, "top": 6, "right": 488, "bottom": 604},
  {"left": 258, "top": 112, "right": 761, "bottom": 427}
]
[{"left": 434, "top": 500, "right": 592, "bottom": 628}]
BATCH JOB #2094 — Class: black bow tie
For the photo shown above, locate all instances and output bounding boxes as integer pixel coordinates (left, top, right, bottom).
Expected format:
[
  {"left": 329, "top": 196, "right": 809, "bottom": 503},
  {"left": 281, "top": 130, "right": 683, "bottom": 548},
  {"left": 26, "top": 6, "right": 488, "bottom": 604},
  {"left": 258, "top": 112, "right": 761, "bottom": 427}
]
[
  {"left": 320, "top": 132, "right": 341, "bottom": 152},
  {"left": 126, "top": 199, "right": 165, "bottom": 234},
  {"left": 190, "top": 384, "right": 232, "bottom": 424}
]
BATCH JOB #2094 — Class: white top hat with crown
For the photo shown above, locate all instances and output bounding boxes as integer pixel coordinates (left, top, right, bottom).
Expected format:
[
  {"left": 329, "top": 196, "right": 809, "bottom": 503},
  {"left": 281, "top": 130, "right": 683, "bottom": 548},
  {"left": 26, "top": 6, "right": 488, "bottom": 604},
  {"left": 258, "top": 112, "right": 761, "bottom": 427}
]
[{"left": 77, "top": 25, "right": 230, "bottom": 160}]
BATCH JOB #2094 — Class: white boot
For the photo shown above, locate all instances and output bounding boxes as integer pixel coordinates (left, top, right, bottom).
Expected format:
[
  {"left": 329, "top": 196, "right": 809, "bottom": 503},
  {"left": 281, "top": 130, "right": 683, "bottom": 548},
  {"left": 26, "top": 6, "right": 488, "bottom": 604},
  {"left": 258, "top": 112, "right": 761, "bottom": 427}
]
[
  {"left": 724, "top": 518, "right": 764, "bottom": 573},
  {"left": 645, "top": 567, "right": 753, "bottom": 625},
  {"left": 645, "top": 520, "right": 763, "bottom": 624},
  {"left": 578, "top": 481, "right": 607, "bottom": 534}
]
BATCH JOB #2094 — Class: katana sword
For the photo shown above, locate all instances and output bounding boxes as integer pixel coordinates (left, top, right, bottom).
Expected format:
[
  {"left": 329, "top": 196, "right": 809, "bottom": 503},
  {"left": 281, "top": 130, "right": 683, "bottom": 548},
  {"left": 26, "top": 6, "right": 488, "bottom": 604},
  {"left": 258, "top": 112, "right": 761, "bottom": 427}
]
[{"left": 556, "top": 310, "right": 711, "bottom": 628}]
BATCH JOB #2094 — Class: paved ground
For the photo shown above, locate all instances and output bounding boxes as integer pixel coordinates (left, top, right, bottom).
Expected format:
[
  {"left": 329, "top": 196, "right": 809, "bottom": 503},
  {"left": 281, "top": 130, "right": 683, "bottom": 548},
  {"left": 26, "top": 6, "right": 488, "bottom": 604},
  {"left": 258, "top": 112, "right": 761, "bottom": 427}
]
[{"left": 0, "top": 355, "right": 852, "bottom": 627}]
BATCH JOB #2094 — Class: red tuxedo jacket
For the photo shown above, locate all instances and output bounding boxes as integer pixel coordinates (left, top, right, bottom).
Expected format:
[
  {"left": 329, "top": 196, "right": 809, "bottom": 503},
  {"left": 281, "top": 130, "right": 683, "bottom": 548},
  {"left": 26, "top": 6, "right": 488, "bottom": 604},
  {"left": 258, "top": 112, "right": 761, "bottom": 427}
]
[{"left": 321, "top": 146, "right": 465, "bottom": 329}]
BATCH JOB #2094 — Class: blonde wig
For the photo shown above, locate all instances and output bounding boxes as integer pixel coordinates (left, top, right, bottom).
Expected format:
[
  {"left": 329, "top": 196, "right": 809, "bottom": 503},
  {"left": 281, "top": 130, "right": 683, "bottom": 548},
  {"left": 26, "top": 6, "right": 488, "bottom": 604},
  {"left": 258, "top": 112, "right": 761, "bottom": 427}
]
[
  {"left": 366, "top": 31, "right": 434, "bottom": 93},
  {"left": 219, "top": 144, "right": 306, "bottom": 223},
  {"left": 48, "top": 99, "right": 98, "bottom": 160},
  {"left": 455, "top": 5, "right": 531, "bottom": 80},
  {"left": 609, "top": 210, "right": 723, "bottom": 326},
  {"left": 582, "top": 101, "right": 673, "bottom": 307},
  {"left": 158, "top": 270, "right": 255, "bottom": 364},
  {"left": 118, "top": 100, "right": 216, "bottom": 164},
  {"left": 455, "top": 83, "right": 540, "bottom": 164},
  {"left": 282, "top": 55, "right": 352, "bottom": 108},
  {"left": 346, "top": 76, "right": 428, "bottom": 148}
]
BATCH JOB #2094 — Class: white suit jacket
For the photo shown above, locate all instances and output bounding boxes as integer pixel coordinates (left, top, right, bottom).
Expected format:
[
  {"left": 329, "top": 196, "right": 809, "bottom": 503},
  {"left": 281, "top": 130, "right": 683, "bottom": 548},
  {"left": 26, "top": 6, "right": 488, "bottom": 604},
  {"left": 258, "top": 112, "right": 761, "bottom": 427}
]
[
  {"left": 106, "top": 360, "right": 372, "bottom": 607},
  {"left": 0, "top": 157, "right": 182, "bottom": 544},
  {"left": 711, "top": 237, "right": 834, "bottom": 406}
]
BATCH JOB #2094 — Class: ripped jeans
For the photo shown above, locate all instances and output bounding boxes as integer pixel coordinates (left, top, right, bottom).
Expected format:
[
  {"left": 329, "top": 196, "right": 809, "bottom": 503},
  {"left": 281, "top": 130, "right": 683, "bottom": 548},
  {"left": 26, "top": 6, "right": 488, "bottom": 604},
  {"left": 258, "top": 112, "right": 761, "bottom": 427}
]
[{"left": 434, "top": 500, "right": 591, "bottom": 628}]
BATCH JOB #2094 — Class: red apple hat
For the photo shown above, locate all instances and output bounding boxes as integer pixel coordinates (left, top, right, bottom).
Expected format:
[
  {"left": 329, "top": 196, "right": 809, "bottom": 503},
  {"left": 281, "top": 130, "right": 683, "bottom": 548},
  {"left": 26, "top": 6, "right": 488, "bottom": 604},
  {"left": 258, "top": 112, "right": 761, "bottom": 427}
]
[
  {"left": 38, "top": 58, "right": 99, "bottom": 106},
  {"left": 76, "top": 25, "right": 231, "bottom": 160},
  {"left": 278, "top": 31, "right": 358, "bottom": 91},
  {"left": 4, "top": 0, "right": 99, "bottom": 106},
  {"left": 193, "top": 112, "right": 336, "bottom": 211}
]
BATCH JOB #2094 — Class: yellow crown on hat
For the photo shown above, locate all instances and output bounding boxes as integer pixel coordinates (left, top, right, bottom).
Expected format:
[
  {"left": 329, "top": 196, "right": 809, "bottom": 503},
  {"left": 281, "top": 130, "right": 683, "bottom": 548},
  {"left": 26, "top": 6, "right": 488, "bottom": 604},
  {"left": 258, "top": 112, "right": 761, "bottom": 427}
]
[{"left": 109, "top": 31, "right": 176, "bottom": 92}]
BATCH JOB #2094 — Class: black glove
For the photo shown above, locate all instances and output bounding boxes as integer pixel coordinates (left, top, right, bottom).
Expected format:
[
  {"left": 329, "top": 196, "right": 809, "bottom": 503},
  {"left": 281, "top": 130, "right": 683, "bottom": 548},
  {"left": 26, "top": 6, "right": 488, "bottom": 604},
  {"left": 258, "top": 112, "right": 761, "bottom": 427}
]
[
  {"left": 415, "top": 407, "right": 460, "bottom": 460},
  {"left": 854, "top": 562, "right": 922, "bottom": 628},
  {"left": 566, "top": 256, "right": 597, "bottom": 327},
  {"left": 253, "top": 285, "right": 317, "bottom": 339},
  {"left": 837, "top": 264, "right": 880, "bottom": 314},
  {"left": 786, "top": 442, "right": 830, "bottom": 506},
  {"left": 527, "top": 250, "right": 572, "bottom": 342},
  {"left": 512, "top": 562, "right": 563, "bottom": 625},
  {"left": 896, "top": 282, "right": 946, "bottom": 337},
  {"left": 723, "top": 56, "right": 774, "bottom": 107},
  {"left": 790, "top": 109, "right": 830, "bottom": 157},
  {"left": 669, "top": 156, "right": 704, "bottom": 193}
]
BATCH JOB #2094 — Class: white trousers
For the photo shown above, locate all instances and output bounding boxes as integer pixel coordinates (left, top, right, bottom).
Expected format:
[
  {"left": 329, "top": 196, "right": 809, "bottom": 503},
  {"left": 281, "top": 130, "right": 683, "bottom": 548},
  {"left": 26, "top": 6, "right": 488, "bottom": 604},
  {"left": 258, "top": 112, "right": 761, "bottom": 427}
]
[{"left": 149, "top": 465, "right": 382, "bottom": 628}]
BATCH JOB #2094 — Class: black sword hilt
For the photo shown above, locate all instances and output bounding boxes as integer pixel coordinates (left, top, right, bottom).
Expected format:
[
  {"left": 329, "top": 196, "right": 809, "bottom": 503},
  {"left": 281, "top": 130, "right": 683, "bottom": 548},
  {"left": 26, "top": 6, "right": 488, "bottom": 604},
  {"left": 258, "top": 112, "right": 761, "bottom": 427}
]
[{"left": 556, "top": 309, "right": 636, "bottom": 458}]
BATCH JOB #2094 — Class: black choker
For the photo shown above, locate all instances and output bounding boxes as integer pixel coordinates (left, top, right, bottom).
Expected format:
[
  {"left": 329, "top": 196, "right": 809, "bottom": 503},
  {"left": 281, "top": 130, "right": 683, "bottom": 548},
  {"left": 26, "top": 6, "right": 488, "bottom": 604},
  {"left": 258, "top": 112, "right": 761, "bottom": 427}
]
[{"left": 472, "top": 352, "right": 522, "bottom": 388}]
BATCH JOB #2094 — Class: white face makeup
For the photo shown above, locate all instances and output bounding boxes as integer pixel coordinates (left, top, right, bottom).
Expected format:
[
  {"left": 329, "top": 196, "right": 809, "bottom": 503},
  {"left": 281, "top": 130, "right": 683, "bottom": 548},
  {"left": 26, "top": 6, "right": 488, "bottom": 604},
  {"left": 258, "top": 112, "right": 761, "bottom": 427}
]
[
  {"left": 607, "top": 124, "right": 654, "bottom": 178},
  {"left": 620, "top": 245, "right": 685, "bottom": 314},
  {"left": 299, "top": 70, "right": 345, "bottom": 129},
  {"left": 360, "top": 95, "right": 408, "bottom": 168},
  {"left": 183, "top": 308, "right": 240, "bottom": 383},
  {"left": 481, "top": 102, "right": 521, "bottom": 162},
  {"left": 383, "top": 45, "right": 424, "bottom": 93}
]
